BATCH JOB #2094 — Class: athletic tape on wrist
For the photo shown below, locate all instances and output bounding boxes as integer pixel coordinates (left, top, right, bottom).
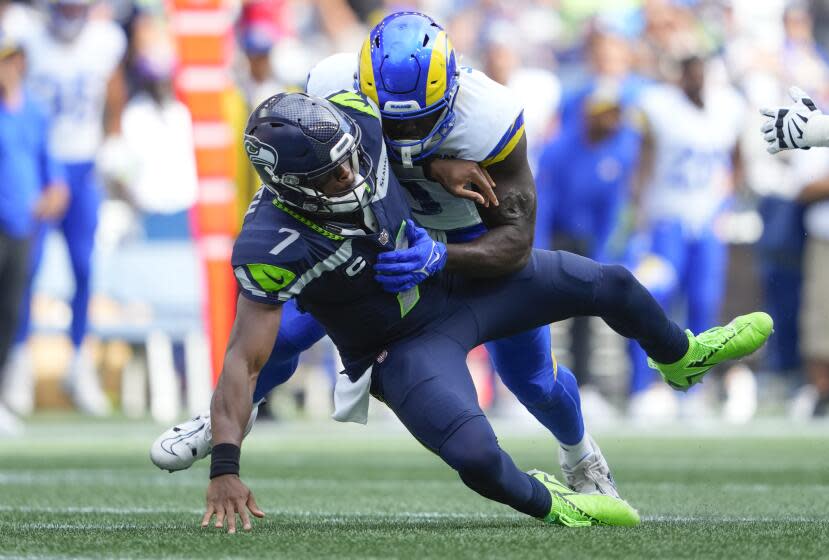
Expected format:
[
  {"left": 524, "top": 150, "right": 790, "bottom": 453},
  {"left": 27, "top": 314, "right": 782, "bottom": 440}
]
[{"left": 210, "top": 443, "right": 241, "bottom": 479}]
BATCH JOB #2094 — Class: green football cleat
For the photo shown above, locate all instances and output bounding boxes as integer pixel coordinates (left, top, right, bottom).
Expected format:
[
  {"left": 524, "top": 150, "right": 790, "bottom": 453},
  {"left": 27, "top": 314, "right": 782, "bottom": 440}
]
[
  {"left": 649, "top": 312, "right": 773, "bottom": 391},
  {"left": 528, "top": 470, "right": 640, "bottom": 527}
]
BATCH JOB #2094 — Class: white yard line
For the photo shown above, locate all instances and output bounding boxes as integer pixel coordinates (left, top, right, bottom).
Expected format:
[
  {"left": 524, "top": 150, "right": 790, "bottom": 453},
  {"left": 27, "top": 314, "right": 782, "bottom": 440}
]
[{"left": 1, "top": 505, "right": 827, "bottom": 525}]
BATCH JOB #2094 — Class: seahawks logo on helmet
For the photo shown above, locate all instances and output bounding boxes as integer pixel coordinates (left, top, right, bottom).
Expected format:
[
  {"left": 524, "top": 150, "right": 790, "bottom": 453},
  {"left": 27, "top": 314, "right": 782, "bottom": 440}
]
[{"left": 244, "top": 135, "right": 279, "bottom": 183}]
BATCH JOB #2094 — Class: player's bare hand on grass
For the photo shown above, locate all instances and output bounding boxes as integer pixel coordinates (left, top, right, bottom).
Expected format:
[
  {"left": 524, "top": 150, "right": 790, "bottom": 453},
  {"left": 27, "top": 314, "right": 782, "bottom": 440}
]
[
  {"left": 426, "top": 158, "right": 498, "bottom": 207},
  {"left": 202, "top": 475, "right": 264, "bottom": 533}
]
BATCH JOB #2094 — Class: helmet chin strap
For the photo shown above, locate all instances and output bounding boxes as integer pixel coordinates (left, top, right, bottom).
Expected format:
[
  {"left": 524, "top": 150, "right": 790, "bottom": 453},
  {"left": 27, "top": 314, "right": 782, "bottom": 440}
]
[{"left": 401, "top": 146, "right": 414, "bottom": 168}]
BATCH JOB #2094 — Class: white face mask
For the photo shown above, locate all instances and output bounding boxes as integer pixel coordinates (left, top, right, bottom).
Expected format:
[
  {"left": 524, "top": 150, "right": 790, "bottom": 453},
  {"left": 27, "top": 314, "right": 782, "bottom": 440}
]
[{"left": 322, "top": 173, "right": 369, "bottom": 213}]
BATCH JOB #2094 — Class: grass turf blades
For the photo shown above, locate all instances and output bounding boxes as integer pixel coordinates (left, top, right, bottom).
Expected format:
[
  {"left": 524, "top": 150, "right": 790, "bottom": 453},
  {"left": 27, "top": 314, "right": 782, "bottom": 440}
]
[{"left": 1, "top": 416, "right": 828, "bottom": 559}]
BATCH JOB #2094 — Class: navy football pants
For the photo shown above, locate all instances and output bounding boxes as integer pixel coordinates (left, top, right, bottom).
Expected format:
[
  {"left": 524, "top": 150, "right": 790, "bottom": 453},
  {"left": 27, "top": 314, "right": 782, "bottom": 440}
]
[
  {"left": 366, "top": 249, "right": 687, "bottom": 515},
  {"left": 255, "top": 250, "right": 688, "bottom": 516}
]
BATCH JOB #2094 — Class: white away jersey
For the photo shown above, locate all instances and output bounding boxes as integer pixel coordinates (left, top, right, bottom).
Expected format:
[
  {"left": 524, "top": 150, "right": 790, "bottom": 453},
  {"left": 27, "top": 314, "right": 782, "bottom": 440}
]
[
  {"left": 306, "top": 53, "right": 524, "bottom": 231},
  {"left": 26, "top": 19, "right": 126, "bottom": 162},
  {"left": 639, "top": 83, "right": 745, "bottom": 234}
]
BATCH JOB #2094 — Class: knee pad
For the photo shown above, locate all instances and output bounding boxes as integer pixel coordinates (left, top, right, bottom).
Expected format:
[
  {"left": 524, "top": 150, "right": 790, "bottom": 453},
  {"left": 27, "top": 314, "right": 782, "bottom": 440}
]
[{"left": 596, "top": 264, "right": 637, "bottom": 310}]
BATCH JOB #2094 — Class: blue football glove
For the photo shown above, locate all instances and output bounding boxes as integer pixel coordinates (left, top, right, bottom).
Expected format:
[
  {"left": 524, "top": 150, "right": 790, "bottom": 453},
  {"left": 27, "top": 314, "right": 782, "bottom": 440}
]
[{"left": 374, "top": 219, "right": 447, "bottom": 293}]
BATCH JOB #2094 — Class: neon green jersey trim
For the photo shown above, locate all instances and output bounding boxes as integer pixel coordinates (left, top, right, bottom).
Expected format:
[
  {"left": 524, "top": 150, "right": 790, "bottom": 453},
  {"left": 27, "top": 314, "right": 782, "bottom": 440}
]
[
  {"left": 271, "top": 199, "right": 344, "bottom": 241},
  {"left": 246, "top": 264, "right": 297, "bottom": 293},
  {"left": 327, "top": 91, "right": 379, "bottom": 119},
  {"left": 394, "top": 220, "right": 421, "bottom": 317}
]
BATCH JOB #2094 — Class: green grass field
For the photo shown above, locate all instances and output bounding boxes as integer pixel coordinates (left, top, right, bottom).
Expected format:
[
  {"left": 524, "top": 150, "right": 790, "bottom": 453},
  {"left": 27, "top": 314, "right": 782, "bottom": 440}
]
[{"left": 2, "top": 416, "right": 829, "bottom": 559}]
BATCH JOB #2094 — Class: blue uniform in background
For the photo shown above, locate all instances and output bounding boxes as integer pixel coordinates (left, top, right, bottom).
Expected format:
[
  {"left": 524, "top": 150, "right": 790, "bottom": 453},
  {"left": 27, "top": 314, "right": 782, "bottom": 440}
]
[
  {"left": 0, "top": 92, "right": 62, "bottom": 238},
  {"left": 0, "top": 91, "right": 63, "bottom": 373},
  {"left": 534, "top": 90, "right": 641, "bottom": 387},
  {"left": 21, "top": 18, "right": 126, "bottom": 349},
  {"left": 534, "top": 106, "right": 641, "bottom": 261}
]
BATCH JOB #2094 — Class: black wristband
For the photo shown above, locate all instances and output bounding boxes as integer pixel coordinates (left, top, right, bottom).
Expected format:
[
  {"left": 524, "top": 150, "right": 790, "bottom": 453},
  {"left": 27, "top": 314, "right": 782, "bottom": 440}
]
[{"left": 210, "top": 443, "right": 241, "bottom": 479}]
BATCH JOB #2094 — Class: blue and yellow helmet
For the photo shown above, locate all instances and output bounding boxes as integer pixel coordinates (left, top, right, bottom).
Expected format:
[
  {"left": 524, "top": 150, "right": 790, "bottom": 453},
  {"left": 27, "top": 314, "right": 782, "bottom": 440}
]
[{"left": 357, "top": 11, "right": 459, "bottom": 165}]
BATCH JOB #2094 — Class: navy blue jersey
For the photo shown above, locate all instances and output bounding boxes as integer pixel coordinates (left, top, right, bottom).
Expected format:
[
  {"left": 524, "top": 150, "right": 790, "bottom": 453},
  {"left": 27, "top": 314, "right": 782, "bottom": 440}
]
[{"left": 232, "top": 92, "right": 449, "bottom": 374}]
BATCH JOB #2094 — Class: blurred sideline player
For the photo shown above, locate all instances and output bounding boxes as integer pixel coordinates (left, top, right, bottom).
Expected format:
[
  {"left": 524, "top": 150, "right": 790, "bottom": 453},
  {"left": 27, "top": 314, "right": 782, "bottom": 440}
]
[
  {"left": 200, "top": 91, "right": 770, "bottom": 532},
  {"left": 0, "top": 32, "right": 67, "bottom": 432},
  {"left": 628, "top": 55, "right": 747, "bottom": 421},
  {"left": 6, "top": 0, "right": 126, "bottom": 416},
  {"left": 534, "top": 80, "right": 641, "bottom": 415},
  {"left": 762, "top": 87, "right": 829, "bottom": 415},
  {"left": 156, "top": 11, "right": 625, "bottom": 497}
]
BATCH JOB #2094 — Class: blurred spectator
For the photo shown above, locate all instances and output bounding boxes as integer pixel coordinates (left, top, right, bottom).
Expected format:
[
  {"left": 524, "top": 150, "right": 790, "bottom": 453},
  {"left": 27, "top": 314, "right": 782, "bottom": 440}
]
[
  {"left": 98, "top": 14, "right": 197, "bottom": 238},
  {"left": 238, "top": 23, "right": 285, "bottom": 108},
  {"left": 782, "top": 3, "right": 829, "bottom": 104},
  {"left": 534, "top": 79, "right": 641, "bottom": 408},
  {"left": 18, "top": 0, "right": 127, "bottom": 416},
  {"left": 558, "top": 24, "right": 647, "bottom": 130},
  {"left": 481, "top": 19, "right": 560, "bottom": 163},
  {"left": 740, "top": 4, "right": 829, "bottom": 391},
  {"left": 0, "top": 33, "right": 67, "bottom": 431},
  {"left": 635, "top": 0, "right": 713, "bottom": 81},
  {"left": 788, "top": 148, "right": 829, "bottom": 417},
  {"left": 629, "top": 55, "right": 746, "bottom": 421}
]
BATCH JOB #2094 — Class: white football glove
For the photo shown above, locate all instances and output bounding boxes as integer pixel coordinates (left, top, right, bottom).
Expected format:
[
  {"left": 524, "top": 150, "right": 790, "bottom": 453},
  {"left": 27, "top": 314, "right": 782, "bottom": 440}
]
[{"left": 760, "top": 86, "right": 829, "bottom": 154}]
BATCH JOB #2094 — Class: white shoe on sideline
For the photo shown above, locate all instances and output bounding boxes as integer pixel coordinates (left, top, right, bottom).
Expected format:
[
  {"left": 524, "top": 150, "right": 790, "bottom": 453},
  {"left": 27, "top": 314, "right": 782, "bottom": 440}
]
[
  {"left": 559, "top": 434, "right": 620, "bottom": 498},
  {"left": 723, "top": 364, "right": 758, "bottom": 424},
  {"left": 790, "top": 385, "right": 820, "bottom": 421},
  {"left": 150, "top": 405, "right": 260, "bottom": 472},
  {"left": 63, "top": 351, "right": 112, "bottom": 417},
  {"left": 578, "top": 385, "right": 619, "bottom": 426},
  {"left": 0, "top": 401, "right": 24, "bottom": 437},
  {"left": 1, "top": 345, "right": 34, "bottom": 416},
  {"left": 628, "top": 384, "right": 679, "bottom": 424}
]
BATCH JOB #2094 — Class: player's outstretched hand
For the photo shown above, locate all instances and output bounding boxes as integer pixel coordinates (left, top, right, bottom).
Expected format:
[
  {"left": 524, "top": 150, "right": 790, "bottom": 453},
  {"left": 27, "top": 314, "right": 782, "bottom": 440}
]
[
  {"left": 426, "top": 157, "right": 498, "bottom": 207},
  {"left": 202, "top": 475, "right": 264, "bottom": 533},
  {"left": 760, "top": 86, "right": 824, "bottom": 153},
  {"left": 374, "top": 219, "right": 447, "bottom": 293}
]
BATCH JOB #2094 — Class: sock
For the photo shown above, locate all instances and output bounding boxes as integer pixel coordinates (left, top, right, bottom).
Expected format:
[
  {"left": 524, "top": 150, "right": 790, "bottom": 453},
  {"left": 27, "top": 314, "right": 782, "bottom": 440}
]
[
  {"left": 559, "top": 434, "right": 592, "bottom": 467},
  {"left": 440, "top": 416, "right": 553, "bottom": 518}
]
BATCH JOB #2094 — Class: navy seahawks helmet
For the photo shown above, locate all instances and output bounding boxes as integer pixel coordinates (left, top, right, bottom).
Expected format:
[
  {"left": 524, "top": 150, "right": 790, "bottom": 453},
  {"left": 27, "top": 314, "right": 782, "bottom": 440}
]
[{"left": 244, "top": 92, "right": 375, "bottom": 217}]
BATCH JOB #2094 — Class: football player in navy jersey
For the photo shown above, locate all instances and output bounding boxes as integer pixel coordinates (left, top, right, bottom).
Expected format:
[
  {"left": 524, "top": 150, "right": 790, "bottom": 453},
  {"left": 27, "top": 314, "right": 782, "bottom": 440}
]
[{"left": 200, "top": 92, "right": 771, "bottom": 533}]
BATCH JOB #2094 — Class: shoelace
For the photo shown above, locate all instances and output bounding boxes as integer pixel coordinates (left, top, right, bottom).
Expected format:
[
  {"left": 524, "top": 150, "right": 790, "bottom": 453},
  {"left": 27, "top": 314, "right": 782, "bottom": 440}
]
[{"left": 695, "top": 324, "right": 736, "bottom": 349}]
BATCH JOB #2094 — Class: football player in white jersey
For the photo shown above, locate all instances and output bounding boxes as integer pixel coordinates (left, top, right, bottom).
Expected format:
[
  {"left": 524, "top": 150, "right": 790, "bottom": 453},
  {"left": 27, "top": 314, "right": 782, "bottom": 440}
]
[
  {"left": 628, "top": 55, "right": 745, "bottom": 416},
  {"left": 15, "top": 0, "right": 126, "bottom": 415}
]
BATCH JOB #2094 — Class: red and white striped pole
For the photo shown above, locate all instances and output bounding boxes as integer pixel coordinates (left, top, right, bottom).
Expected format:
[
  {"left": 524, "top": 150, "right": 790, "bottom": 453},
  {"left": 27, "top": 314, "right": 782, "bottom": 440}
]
[{"left": 170, "top": 0, "right": 238, "bottom": 385}]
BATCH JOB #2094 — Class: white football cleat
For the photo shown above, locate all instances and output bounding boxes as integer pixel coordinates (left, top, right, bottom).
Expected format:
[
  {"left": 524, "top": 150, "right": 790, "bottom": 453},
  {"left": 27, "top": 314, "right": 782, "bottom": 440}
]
[
  {"left": 150, "top": 405, "right": 259, "bottom": 472},
  {"left": 63, "top": 351, "right": 112, "bottom": 417},
  {"left": 628, "top": 383, "right": 679, "bottom": 424},
  {"left": 0, "top": 401, "right": 24, "bottom": 437},
  {"left": 559, "top": 434, "right": 620, "bottom": 498},
  {"left": 0, "top": 345, "right": 34, "bottom": 417},
  {"left": 723, "top": 364, "right": 758, "bottom": 424}
]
